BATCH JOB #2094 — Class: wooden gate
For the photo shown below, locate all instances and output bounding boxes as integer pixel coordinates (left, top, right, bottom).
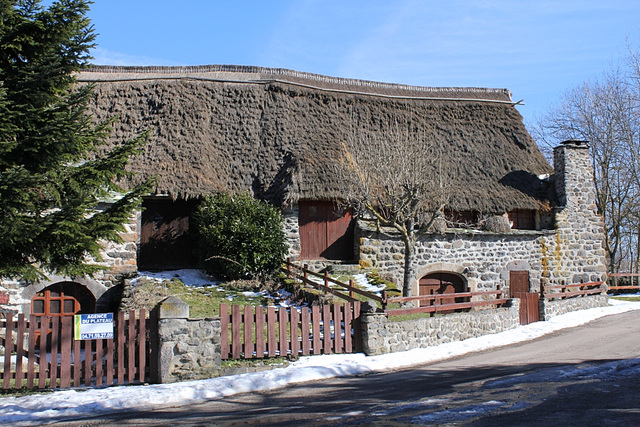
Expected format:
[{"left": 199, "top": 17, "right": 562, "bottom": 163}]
[
  {"left": 0, "top": 310, "right": 150, "bottom": 390},
  {"left": 220, "top": 302, "right": 361, "bottom": 359},
  {"left": 517, "top": 292, "right": 540, "bottom": 325}
]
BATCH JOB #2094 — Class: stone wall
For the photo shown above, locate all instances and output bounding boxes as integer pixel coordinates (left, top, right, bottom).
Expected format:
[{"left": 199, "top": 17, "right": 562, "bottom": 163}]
[
  {"left": 0, "top": 278, "right": 32, "bottom": 315},
  {"left": 90, "top": 210, "right": 140, "bottom": 288},
  {"left": 542, "top": 295, "right": 609, "bottom": 321},
  {"left": 361, "top": 301, "right": 520, "bottom": 355},
  {"left": 153, "top": 296, "right": 222, "bottom": 383},
  {"left": 359, "top": 228, "right": 552, "bottom": 295}
]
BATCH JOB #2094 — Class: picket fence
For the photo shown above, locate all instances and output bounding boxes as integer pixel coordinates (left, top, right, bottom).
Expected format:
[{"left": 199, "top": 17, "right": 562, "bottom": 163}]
[
  {"left": 0, "top": 310, "right": 150, "bottom": 390},
  {"left": 220, "top": 302, "right": 361, "bottom": 360}
]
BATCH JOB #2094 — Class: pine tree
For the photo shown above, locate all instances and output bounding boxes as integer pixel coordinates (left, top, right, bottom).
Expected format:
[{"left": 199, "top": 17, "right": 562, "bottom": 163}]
[{"left": 0, "top": 0, "right": 151, "bottom": 281}]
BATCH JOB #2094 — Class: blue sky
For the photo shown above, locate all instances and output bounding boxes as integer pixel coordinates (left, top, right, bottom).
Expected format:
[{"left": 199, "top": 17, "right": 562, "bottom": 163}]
[{"left": 85, "top": 1, "right": 640, "bottom": 129}]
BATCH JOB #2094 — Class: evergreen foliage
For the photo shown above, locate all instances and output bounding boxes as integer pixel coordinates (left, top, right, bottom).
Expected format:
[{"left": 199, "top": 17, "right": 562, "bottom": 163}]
[
  {"left": 0, "top": 0, "right": 151, "bottom": 281},
  {"left": 194, "top": 193, "right": 287, "bottom": 281}
]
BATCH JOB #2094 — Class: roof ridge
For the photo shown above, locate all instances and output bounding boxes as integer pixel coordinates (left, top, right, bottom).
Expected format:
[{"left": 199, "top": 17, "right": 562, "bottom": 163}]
[{"left": 83, "top": 64, "right": 511, "bottom": 97}]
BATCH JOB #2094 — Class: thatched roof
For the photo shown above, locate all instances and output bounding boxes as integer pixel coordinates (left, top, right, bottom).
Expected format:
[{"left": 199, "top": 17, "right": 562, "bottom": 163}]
[{"left": 80, "top": 65, "right": 553, "bottom": 213}]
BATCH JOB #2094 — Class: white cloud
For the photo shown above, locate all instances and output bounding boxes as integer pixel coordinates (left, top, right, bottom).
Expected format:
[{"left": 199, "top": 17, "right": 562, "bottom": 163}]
[{"left": 90, "top": 47, "right": 182, "bottom": 67}]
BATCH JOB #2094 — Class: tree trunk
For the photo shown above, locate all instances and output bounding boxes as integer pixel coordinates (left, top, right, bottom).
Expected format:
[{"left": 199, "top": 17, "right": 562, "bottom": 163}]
[{"left": 402, "top": 237, "right": 414, "bottom": 297}]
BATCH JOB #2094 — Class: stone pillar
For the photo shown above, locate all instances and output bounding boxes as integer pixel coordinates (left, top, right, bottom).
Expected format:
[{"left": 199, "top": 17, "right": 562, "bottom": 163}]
[
  {"left": 151, "top": 296, "right": 222, "bottom": 383},
  {"left": 360, "top": 312, "right": 388, "bottom": 356},
  {"left": 282, "top": 204, "right": 301, "bottom": 260}
]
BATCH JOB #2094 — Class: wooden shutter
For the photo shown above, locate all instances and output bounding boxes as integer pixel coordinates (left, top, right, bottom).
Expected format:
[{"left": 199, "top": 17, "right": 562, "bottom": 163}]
[{"left": 299, "top": 201, "right": 355, "bottom": 260}]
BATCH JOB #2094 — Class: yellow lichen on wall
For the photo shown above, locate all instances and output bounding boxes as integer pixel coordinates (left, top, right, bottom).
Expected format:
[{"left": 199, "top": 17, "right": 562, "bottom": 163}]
[
  {"left": 555, "top": 232, "right": 563, "bottom": 274},
  {"left": 540, "top": 238, "right": 549, "bottom": 280},
  {"left": 359, "top": 259, "right": 372, "bottom": 268}
]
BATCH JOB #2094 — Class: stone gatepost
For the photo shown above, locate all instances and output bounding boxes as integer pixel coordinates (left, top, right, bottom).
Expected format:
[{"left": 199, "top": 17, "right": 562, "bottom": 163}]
[{"left": 151, "top": 296, "right": 222, "bottom": 383}]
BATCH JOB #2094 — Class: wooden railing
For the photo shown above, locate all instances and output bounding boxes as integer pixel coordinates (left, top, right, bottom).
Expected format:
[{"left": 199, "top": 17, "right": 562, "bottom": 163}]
[
  {"left": 383, "top": 289, "right": 509, "bottom": 317},
  {"left": 220, "top": 302, "right": 361, "bottom": 359},
  {"left": 607, "top": 273, "right": 640, "bottom": 293},
  {"left": 542, "top": 281, "right": 604, "bottom": 300},
  {"left": 282, "top": 260, "right": 384, "bottom": 305}
]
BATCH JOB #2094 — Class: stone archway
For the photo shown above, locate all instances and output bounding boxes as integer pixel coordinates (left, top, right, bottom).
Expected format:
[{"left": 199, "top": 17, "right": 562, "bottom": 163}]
[
  {"left": 418, "top": 271, "right": 468, "bottom": 312},
  {"left": 22, "top": 275, "right": 107, "bottom": 315},
  {"left": 411, "top": 262, "right": 473, "bottom": 296}
]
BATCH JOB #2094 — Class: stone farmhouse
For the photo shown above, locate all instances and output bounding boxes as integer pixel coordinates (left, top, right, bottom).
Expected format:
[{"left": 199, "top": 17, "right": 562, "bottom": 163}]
[{"left": 0, "top": 65, "right": 608, "bottom": 317}]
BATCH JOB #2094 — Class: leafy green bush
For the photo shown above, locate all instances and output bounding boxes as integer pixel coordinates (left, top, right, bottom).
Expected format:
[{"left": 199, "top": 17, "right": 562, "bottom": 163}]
[{"left": 194, "top": 193, "right": 287, "bottom": 280}]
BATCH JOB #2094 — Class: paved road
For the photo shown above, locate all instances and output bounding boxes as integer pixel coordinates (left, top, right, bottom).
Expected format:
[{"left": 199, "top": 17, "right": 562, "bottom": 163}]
[{"left": 60, "top": 309, "right": 640, "bottom": 426}]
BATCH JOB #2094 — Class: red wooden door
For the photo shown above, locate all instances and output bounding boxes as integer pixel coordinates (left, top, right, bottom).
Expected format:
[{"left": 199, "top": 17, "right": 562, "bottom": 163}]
[
  {"left": 509, "top": 271, "right": 540, "bottom": 324},
  {"left": 298, "top": 201, "right": 355, "bottom": 260},
  {"left": 510, "top": 270, "right": 530, "bottom": 297},
  {"left": 31, "top": 282, "right": 95, "bottom": 347}
]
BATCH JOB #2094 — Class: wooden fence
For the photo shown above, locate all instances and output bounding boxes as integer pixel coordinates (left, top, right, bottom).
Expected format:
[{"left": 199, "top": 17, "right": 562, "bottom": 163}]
[
  {"left": 0, "top": 310, "right": 150, "bottom": 390},
  {"left": 383, "top": 290, "right": 509, "bottom": 317},
  {"left": 542, "top": 281, "right": 604, "bottom": 300},
  {"left": 220, "top": 302, "right": 361, "bottom": 360},
  {"left": 283, "top": 260, "right": 384, "bottom": 306},
  {"left": 607, "top": 273, "right": 640, "bottom": 293}
]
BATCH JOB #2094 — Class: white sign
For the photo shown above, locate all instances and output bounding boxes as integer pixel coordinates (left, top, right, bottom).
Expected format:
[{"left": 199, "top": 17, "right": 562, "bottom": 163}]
[{"left": 74, "top": 313, "right": 114, "bottom": 340}]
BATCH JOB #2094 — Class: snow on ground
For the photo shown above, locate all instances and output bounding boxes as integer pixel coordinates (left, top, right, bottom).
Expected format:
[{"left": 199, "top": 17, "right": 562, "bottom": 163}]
[
  {"left": 137, "top": 269, "right": 220, "bottom": 288},
  {"left": 352, "top": 273, "right": 387, "bottom": 293},
  {"left": 1, "top": 299, "right": 640, "bottom": 425}
]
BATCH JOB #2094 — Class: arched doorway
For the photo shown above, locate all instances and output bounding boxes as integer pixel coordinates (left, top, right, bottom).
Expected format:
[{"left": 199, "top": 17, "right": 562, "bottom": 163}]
[
  {"left": 31, "top": 282, "right": 96, "bottom": 317},
  {"left": 419, "top": 272, "right": 468, "bottom": 312}
]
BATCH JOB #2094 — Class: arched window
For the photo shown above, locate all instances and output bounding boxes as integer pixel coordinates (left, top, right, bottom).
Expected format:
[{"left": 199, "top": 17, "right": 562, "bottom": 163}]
[{"left": 31, "top": 282, "right": 96, "bottom": 317}]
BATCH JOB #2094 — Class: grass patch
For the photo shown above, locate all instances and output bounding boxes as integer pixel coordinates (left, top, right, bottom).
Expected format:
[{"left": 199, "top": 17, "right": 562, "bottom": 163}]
[
  {"left": 221, "top": 357, "right": 288, "bottom": 369},
  {"left": 386, "top": 311, "right": 446, "bottom": 321},
  {"left": 610, "top": 295, "right": 640, "bottom": 302},
  {"left": 125, "top": 277, "right": 281, "bottom": 318},
  {"left": 0, "top": 387, "right": 54, "bottom": 398}
]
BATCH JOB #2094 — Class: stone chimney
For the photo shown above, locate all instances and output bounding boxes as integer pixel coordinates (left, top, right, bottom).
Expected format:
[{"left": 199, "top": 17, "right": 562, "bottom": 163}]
[
  {"left": 550, "top": 139, "right": 607, "bottom": 284},
  {"left": 553, "top": 139, "right": 597, "bottom": 213}
]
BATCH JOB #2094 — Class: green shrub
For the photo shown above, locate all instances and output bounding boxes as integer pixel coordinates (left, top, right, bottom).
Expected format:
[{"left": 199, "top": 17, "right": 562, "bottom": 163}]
[{"left": 194, "top": 193, "right": 287, "bottom": 280}]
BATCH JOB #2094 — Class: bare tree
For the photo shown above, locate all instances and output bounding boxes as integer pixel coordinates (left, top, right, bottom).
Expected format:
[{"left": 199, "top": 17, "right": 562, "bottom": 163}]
[
  {"left": 336, "top": 114, "right": 447, "bottom": 296},
  {"left": 535, "top": 50, "right": 640, "bottom": 273}
]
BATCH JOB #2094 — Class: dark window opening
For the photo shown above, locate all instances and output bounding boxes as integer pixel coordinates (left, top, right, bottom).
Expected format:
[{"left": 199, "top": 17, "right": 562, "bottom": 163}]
[
  {"left": 444, "top": 210, "right": 479, "bottom": 228},
  {"left": 140, "top": 197, "right": 200, "bottom": 270},
  {"left": 508, "top": 210, "right": 536, "bottom": 230}
]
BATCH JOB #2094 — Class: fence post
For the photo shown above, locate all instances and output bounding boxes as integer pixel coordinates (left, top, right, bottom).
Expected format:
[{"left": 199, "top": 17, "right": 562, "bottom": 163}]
[
  {"left": 303, "top": 264, "right": 309, "bottom": 288},
  {"left": 324, "top": 271, "right": 329, "bottom": 295}
]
